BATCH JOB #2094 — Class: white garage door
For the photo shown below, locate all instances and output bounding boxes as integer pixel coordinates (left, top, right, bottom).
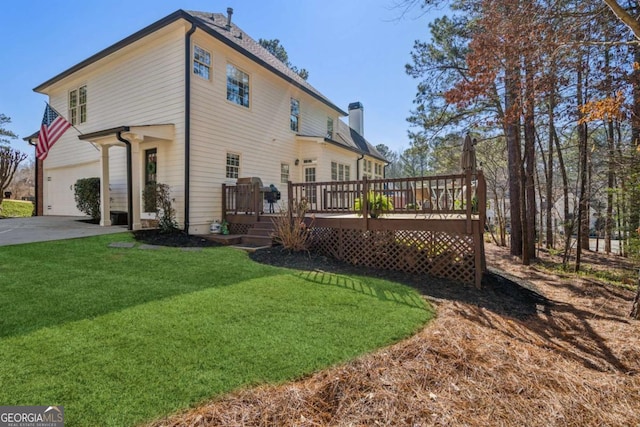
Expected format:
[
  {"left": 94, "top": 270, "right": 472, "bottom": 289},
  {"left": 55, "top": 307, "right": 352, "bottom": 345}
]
[{"left": 45, "top": 162, "right": 100, "bottom": 216}]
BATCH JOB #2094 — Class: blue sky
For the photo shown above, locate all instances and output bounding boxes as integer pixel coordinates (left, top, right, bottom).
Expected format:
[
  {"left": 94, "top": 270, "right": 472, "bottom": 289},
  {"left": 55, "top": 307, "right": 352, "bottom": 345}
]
[{"left": 1, "top": 0, "right": 442, "bottom": 155}]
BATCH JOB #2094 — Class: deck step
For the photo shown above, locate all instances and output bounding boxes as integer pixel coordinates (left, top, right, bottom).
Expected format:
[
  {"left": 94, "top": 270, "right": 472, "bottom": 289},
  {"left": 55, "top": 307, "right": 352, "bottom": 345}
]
[
  {"left": 197, "top": 234, "right": 243, "bottom": 245},
  {"left": 241, "top": 234, "right": 273, "bottom": 247}
]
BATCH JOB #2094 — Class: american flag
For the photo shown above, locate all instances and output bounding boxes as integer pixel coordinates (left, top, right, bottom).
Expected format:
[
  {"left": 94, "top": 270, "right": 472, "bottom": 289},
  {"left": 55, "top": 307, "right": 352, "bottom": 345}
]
[{"left": 36, "top": 104, "right": 72, "bottom": 161}]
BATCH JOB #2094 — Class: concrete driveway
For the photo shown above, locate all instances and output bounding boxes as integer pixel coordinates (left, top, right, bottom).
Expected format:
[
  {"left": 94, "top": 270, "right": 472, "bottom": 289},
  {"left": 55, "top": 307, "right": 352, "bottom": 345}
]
[{"left": 0, "top": 216, "right": 128, "bottom": 247}]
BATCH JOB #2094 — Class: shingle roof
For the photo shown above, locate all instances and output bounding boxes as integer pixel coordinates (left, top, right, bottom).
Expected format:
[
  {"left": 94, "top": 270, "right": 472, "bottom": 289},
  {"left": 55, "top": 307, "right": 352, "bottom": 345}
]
[
  {"left": 34, "top": 9, "right": 347, "bottom": 115},
  {"left": 335, "top": 120, "right": 386, "bottom": 162}
]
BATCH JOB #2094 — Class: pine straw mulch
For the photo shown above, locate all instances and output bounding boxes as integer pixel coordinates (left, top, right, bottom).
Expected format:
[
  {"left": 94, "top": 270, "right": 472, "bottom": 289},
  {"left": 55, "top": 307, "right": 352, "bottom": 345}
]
[{"left": 147, "top": 243, "right": 640, "bottom": 427}]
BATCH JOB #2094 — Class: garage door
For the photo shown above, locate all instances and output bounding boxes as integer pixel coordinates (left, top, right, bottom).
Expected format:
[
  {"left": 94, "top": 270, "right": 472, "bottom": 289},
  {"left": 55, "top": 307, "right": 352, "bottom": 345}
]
[{"left": 45, "top": 162, "right": 100, "bottom": 216}]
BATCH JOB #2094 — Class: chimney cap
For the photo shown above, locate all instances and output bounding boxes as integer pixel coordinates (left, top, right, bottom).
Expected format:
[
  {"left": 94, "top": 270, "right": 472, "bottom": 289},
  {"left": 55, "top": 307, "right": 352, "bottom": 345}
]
[{"left": 348, "top": 102, "right": 363, "bottom": 110}]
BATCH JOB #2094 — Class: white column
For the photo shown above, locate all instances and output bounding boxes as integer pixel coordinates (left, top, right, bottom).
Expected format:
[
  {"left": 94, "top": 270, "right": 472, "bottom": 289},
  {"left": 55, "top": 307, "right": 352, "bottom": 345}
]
[
  {"left": 130, "top": 140, "right": 142, "bottom": 230},
  {"left": 99, "top": 145, "right": 111, "bottom": 226}
]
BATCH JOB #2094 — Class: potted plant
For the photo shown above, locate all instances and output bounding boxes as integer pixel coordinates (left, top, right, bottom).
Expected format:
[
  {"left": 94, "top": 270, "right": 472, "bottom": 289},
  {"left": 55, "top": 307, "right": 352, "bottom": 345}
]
[{"left": 354, "top": 191, "right": 393, "bottom": 218}]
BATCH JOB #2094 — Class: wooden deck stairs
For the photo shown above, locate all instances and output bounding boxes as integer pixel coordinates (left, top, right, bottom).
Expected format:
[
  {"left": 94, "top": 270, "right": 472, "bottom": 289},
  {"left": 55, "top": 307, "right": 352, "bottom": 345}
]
[{"left": 200, "top": 219, "right": 275, "bottom": 249}]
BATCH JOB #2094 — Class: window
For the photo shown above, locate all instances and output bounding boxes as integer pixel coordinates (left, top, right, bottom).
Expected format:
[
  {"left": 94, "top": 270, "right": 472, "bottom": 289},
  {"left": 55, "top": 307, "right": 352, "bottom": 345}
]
[
  {"left": 331, "top": 161, "right": 351, "bottom": 181},
  {"left": 145, "top": 149, "right": 157, "bottom": 185},
  {"left": 281, "top": 163, "right": 290, "bottom": 183},
  {"left": 193, "top": 45, "right": 211, "bottom": 79},
  {"left": 374, "top": 163, "right": 383, "bottom": 178},
  {"left": 226, "top": 153, "right": 240, "bottom": 179},
  {"left": 69, "top": 85, "right": 87, "bottom": 125},
  {"left": 326, "top": 117, "right": 334, "bottom": 139},
  {"left": 290, "top": 98, "right": 300, "bottom": 132},
  {"left": 226, "top": 64, "right": 250, "bottom": 107}
]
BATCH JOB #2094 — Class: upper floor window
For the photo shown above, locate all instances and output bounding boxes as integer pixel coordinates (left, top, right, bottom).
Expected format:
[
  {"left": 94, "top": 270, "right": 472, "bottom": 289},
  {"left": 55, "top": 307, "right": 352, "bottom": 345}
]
[
  {"left": 226, "top": 153, "right": 240, "bottom": 179},
  {"left": 69, "top": 85, "right": 87, "bottom": 125},
  {"left": 290, "top": 98, "right": 300, "bottom": 132},
  {"left": 281, "top": 163, "right": 290, "bottom": 183},
  {"left": 331, "top": 161, "right": 351, "bottom": 181},
  {"left": 226, "top": 63, "right": 250, "bottom": 107},
  {"left": 326, "top": 117, "right": 334, "bottom": 139},
  {"left": 193, "top": 45, "right": 211, "bottom": 80}
]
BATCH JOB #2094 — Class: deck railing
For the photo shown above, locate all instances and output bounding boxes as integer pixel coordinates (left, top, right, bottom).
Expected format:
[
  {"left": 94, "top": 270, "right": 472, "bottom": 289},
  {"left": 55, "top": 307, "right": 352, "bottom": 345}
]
[{"left": 223, "top": 172, "right": 486, "bottom": 223}]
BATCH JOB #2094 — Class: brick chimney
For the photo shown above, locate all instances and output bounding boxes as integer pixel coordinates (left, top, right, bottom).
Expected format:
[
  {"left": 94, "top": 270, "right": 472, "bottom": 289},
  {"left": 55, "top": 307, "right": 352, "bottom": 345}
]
[{"left": 348, "top": 102, "right": 364, "bottom": 136}]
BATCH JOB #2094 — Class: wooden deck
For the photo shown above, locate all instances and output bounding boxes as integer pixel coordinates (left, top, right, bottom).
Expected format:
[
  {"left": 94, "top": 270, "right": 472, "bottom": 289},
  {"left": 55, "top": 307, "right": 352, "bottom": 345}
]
[{"left": 223, "top": 172, "right": 486, "bottom": 287}]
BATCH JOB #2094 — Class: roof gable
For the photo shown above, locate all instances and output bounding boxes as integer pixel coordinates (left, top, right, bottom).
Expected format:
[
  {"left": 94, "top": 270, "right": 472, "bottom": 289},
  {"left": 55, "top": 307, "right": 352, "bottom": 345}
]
[{"left": 33, "top": 9, "right": 347, "bottom": 115}]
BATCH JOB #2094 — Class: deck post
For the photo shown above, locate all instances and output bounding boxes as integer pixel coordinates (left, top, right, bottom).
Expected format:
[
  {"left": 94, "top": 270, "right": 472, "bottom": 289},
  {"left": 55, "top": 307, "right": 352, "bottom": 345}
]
[
  {"left": 287, "top": 180, "right": 294, "bottom": 224},
  {"left": 362, "top": 176, "right": 369, "bottom": 230},
  {"left": 465, "top": 170, "right": 472, "bottom": 235},
  {"left": 221, "top": 184, "right": 227, "bottom": 222},
  {"left": 253, "top": 181, "right": 260, "bottom": 222}
]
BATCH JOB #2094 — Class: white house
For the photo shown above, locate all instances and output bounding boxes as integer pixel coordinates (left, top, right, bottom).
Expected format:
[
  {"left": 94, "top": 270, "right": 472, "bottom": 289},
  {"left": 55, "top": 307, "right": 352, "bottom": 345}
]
[{"left": 33, "top": 8, "right": 386, "bottom": 234}]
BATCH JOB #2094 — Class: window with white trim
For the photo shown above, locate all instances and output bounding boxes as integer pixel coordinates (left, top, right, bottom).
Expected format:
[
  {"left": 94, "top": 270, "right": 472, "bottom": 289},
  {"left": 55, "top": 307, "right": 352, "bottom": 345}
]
[
  {"left": 193, "top": 45, "right": 211, "bottom": 79},
  {"left": 226, "top": 63, "right": 250, "bottom": 107},
  {"left": 281, "top": 163, "right": 290, "bottom": 183},
  {"left": 69, "top": 85, "right": 87, "bottom": 125},
  {"left": 374, "top": 163, "right": 383, "bottom": 179},
  {"left": 331, "top": 161, "right": 351, "bottom": 181},
  {"left": 226, "top": 153, "right": 240, "bottom": 179},
  {"left": 326, "top": 117, "right": 334, "bottom": 139},
  {"left": 290, "top": 98, "right": 300, "bottom": 132}
]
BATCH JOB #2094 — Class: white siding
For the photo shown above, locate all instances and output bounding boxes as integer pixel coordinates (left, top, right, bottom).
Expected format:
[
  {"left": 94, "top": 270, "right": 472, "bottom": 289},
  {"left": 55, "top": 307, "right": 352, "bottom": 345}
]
[
  {"left": 41, "top": 22, "right": 187, "bottom": 222},
  {"left": 187, "top": 34, "right": 343, "bottom": 233}
]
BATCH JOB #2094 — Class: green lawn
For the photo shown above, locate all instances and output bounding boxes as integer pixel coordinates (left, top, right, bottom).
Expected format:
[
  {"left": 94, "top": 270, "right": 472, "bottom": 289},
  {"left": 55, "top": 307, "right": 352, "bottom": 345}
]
[
  {"left": 0, "top": 234, "right": 432, "bottom": 426},
  {"left": 0, "top": 199, "right": 34, "bottom": 217}
]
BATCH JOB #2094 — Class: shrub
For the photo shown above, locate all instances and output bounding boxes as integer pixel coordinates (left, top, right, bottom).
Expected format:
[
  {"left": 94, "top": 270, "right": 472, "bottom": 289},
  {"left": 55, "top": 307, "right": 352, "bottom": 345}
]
[
  {"left": 272, "top": 198, "right": 314, "bottom": 252},
  {"left": 354, "top": 191, "right": 393, "bottom": 218},
  {"left": 143, "top": 182, "right": 178, "bottom": 233},
  {"left": 74, "top": 177, "right": 101, "bottom": 221}
]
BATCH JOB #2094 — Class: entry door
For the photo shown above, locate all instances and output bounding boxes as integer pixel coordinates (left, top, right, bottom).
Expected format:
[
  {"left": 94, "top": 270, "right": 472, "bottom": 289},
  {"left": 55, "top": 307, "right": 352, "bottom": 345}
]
[{"left": 303, "top": 166, "right": 317, "bottom": 207}]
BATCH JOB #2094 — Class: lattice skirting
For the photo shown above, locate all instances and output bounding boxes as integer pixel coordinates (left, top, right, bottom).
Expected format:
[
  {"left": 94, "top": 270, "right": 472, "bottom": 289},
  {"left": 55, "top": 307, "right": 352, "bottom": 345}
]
[
  {"left": 310, "top": 227, "right": 477, "bottom": 286},
  {"left": 229, "top": 223, "right": 253, "bottom": 235}
]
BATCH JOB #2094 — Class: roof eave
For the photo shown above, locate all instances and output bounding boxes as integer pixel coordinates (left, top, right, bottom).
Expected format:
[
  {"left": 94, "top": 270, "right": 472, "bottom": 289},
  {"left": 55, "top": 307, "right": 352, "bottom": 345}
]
[
  {"left": 33, "top": 10, "right": 348, "bottom": 117},
  {"left": 33, "top": 10, "right": 191, "bottom": 93}
]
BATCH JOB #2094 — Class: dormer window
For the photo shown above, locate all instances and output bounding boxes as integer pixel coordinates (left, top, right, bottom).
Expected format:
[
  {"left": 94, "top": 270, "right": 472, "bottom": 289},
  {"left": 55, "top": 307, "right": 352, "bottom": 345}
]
[{"left": 326, "top": 117, "right": 333, "bottom": 139}]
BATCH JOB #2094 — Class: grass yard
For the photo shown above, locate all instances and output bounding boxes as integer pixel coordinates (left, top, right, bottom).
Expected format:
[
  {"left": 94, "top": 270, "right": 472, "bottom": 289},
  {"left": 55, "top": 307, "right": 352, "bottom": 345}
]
[
  {"left": 0, "top": 199, "right": 34, "bottom": 218},
  {"left": 0, "top": 234, "right": 432, "bottom": 426}
]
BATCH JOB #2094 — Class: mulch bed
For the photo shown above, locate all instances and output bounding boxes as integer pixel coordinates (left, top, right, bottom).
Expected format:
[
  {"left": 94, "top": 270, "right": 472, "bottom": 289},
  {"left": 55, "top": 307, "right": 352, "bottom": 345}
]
[
  {"left": 132, "top": 230, "right": 221, "bottom": 248},
  {"left": 145, "top": 242, "right": 640, "bottom": 427}
]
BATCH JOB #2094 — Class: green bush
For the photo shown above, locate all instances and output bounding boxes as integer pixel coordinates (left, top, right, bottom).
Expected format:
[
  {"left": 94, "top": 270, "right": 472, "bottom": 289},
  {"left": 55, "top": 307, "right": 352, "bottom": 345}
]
[
  {"left": 0, "top": 200, "right": 34, "bottom": 218},
  {"left": 74, "top": 177, "right": 101, "bottom": 221},
  {"left": 143, "top": 182, "right": 178, "bottom": 233},
  {"left": 354, "top": 191, "right": 393, "bottom": 218}
]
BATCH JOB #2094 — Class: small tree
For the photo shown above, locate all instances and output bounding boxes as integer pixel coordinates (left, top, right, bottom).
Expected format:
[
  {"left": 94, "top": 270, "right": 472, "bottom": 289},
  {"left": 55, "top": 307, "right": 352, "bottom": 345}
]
[
  {"left": 74, "top": 177, "right": 101, "bottom": 221},
  {"left": 0, "top": 114, "right": 27, "bottom": 209},
  {"left": 143, "top": 182, "right": 178, "bottom": 233},
  {"left": 272, "top": 198, "right": 314, "bottom": 252}
]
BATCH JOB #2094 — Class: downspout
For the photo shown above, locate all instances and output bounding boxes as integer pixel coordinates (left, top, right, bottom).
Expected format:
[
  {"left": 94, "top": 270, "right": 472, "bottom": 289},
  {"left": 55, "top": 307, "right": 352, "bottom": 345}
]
[
  {"left": 116, "top": 131, "right": 133, "bottom": 231},
  {"left": 184, "top": 22, "right": 197, "bottom": 234},
  {"left": 356, "top": 153, "right": 365, "bottom": 180}
]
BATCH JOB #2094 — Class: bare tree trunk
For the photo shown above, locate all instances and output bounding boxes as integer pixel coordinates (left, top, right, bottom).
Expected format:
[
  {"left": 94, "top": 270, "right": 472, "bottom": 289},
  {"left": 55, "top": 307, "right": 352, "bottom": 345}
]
[
  {"left": 524, "top": 64, "right": 537, "bottom": 262},
  {"left": 552, "top": 119, "right": 571, "bottom": 267},
  {"left": 546, "top": 93, "right": 555, "bottom": 249},
  {"left": 505, "top": 59, "right": 523, "bottom": 258},
  {"left": 575, "top": 66, "right": 588, "bottom": 273},
  {"left": 631, "top": 271, "right": 640, "bottom": 319},
  {"left": 605, "top": 119, "right": 615, "bottom": 254}
]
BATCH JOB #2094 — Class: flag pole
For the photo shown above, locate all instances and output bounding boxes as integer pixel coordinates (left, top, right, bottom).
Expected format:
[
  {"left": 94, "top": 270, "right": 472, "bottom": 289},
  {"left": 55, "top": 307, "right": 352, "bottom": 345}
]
[{"left": 44, "top": 101, "right": 99, "bottom": 151}]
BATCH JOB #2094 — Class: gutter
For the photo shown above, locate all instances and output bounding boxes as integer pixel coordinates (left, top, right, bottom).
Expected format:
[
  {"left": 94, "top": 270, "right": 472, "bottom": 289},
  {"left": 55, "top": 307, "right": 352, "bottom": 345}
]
[
  {"left": 116, "top": 131, "right": 134, "bottom": 231},
  {"left": 184, "top": 22, "right": 197, "bottom": 234}
]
